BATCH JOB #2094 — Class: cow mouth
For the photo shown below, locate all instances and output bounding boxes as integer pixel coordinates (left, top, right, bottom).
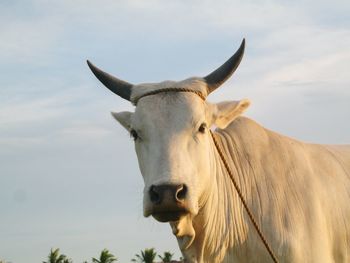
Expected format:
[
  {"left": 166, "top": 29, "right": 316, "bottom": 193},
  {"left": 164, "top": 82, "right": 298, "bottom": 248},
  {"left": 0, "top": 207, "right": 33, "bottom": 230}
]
[{"left": 152, "top": 209, "right": 189, "bottom": 223}]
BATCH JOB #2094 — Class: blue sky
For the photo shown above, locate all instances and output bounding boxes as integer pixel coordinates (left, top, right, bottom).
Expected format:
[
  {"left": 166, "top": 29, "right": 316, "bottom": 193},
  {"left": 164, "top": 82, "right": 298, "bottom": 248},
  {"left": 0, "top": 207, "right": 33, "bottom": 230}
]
[{"left": 0, "top": 0, "right": 349, "bottom": 262}]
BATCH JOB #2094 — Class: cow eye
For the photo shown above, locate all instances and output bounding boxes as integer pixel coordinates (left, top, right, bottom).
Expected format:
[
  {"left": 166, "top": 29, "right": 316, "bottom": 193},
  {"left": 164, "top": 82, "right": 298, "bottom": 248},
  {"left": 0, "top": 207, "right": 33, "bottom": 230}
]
[
  {"left": 130, "top": 129, "right": 139, "bottom": 141},
  {"left": 198, "top": 123, "right": 207, "bottom": 133}
]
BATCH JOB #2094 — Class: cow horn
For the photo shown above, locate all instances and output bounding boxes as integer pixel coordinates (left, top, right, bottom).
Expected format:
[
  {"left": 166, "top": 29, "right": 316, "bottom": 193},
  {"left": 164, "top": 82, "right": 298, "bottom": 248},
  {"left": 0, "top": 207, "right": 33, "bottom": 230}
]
[
  {"left": 87, "top": 60, "right": 133, "bottom": 101},
  {"left": 204, "top": 39, "right": 245, "bottom": 94}
]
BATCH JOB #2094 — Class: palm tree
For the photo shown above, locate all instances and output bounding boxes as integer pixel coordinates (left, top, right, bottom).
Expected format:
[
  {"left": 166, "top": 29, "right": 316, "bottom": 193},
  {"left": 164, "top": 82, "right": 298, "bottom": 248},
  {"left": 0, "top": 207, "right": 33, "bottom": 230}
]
[
  {"left": 43, "top": 248, "right": 68, "bottom": 263},
  {"left": 158, "top": 251, "right": 173, "bottom": 263},
  {"left": 92, "top": 249, "right": 117, "bottom": 263},
  {"left": 132, "top": 248, "right": 157, "bottom": 263}
]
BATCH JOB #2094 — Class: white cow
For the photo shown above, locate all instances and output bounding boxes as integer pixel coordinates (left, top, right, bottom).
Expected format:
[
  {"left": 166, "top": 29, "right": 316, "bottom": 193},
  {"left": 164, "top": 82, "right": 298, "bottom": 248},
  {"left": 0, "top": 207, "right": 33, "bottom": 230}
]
[{"left": 87, "top": 39, "right": 350, "bottom": 263}]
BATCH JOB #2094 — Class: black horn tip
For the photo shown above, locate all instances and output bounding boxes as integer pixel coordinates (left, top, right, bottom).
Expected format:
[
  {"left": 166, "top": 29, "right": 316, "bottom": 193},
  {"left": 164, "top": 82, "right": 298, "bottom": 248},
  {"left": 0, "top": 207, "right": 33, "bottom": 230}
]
[
  {"left": 239, "top": 38, "right": 245, "bottom": 53},
  {"left": 86, "top": 59, "right": 100, "bottom": 76},
  {"left": 86, "top": 60, "right": 101, "bottom": 75},
  {"left": 86, "top": 59, "right": 94, "bottom": 69}
]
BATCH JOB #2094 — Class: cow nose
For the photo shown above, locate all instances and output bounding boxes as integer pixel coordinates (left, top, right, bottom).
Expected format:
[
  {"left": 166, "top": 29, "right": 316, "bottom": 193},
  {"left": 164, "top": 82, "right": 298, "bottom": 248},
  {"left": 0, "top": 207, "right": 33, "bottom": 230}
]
[{"left": 149, "top": 184, "right": 187, "bottom": 205}]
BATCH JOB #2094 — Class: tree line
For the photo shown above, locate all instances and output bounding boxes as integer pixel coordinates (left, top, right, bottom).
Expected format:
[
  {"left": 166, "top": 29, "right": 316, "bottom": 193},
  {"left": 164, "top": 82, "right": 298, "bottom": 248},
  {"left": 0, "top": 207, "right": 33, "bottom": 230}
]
[{"left": 1, "top": 248, "right": 183, "bottom": 263}]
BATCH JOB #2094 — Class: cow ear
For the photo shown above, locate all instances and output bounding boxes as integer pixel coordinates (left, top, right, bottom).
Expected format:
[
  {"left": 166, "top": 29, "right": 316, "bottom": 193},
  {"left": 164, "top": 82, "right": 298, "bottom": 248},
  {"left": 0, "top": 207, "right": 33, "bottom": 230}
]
[
  {"left": 111, "top": 111, "right": 133, "bottom": 130},
  {"left": 212, "top": 99, "right": 250, "bottom": 129}
]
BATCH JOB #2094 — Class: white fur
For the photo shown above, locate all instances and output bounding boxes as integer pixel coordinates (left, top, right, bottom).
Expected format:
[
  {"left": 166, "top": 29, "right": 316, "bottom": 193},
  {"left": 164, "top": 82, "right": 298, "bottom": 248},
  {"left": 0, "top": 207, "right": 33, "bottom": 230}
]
[{"left": 112, "top": 79, "right": 350, "bottom": 263}]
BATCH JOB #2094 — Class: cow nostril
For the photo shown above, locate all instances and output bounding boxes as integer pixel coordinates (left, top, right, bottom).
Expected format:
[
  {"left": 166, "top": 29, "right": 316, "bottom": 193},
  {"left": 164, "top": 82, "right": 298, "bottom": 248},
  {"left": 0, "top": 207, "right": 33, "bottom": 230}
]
[
  {"left": 150, "top": 185, "right": 161, "bottom": 204},
  {"left": 175, "top": 184, "right": 187, "bottom": 202}
]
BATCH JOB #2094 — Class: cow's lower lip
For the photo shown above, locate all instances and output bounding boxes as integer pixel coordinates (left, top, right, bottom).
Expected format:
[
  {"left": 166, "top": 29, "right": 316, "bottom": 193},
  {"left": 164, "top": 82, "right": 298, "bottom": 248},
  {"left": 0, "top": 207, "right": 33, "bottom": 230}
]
[{"left": 152, "top": 210, "right": 188, "bottom": 222}]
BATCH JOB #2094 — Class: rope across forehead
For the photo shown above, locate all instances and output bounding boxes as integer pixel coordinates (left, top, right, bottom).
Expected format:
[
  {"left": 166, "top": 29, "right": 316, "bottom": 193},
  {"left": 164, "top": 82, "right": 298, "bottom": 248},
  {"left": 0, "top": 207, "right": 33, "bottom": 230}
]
[{"left": 133, "top": 87, "right": 207, "bottom": 105}]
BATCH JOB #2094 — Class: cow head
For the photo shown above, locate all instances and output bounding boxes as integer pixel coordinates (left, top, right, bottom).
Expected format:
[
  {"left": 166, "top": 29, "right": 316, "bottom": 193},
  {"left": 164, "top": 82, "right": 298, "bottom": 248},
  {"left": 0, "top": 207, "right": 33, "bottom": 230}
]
[{"left": 87, "top": 40, "right": 249, "bottom": 225}]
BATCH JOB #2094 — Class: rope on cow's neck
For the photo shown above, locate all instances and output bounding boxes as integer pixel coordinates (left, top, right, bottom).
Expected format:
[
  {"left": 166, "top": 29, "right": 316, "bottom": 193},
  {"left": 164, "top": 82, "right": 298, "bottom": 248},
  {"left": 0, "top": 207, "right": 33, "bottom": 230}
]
[
  {"left": 136, "top": 88, "right": 279, "bottom": 263},
  {"left": 210, "top": 130, "right": 279, "bottom": 263}
]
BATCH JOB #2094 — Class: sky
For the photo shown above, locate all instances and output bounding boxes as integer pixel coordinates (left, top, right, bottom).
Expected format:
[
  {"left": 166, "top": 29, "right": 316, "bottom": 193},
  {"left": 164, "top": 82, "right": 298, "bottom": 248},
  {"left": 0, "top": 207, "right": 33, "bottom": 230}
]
[{"left": 0, "top": 0, "right": 349, "bottom": 262}]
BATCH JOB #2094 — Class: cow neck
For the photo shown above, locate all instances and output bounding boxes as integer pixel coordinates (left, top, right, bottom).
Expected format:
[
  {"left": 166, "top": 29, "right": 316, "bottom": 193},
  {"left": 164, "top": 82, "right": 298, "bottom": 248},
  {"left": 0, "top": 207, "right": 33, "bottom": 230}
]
[
  {"left": 195, "top": 131, "right": 249, "bottom": 262},
  {"left": 209, "top": 130, "right": 279, "bottom": 263}
]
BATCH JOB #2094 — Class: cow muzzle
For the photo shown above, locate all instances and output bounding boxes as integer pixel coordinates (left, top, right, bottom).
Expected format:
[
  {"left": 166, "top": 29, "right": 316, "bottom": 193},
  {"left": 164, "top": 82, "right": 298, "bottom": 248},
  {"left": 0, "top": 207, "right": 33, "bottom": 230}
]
[{"left": 146, "top": 183, "right": 190, "bottom": 222}]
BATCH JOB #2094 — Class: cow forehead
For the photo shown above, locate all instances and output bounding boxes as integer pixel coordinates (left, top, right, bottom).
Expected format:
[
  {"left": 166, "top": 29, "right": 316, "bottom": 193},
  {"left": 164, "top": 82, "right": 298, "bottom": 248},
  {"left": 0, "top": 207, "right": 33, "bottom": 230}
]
[
  {"left": 130, "top": 78, "right": 209, "bottom": 127},
  {"left": 133, "top": 92, "right": 207, "bottom": 131}
]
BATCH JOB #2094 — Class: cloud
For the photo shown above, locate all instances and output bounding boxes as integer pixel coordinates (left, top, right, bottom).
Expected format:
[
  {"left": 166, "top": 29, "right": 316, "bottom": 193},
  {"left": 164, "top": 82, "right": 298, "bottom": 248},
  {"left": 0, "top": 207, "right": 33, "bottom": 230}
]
[
  {"left": 59, "top": 122, "right": 113, "bottom": 139},
  {"left": 0, "top": 97, "right": 67, "bottom": 125},
  {"left": 0, "top": 4, "right": 64, "bottom": 66},
  {"left": 258, "top": 28, "right": 350, "bottom": 90}
]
